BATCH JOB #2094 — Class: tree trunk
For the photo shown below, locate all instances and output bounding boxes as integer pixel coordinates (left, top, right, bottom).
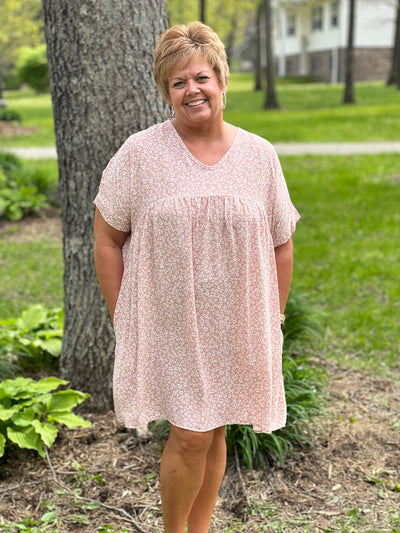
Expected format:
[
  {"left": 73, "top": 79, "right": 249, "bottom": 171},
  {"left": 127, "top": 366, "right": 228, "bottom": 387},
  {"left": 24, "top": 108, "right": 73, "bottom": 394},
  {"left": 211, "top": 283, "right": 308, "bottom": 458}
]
[
  {"left": 200, "top": 0, "right": 206, "bottom": 23},
  {"left": 254, "top": 2, "right": 262, "bottom": 91},
  {"left": 343, "top": 0, "right": 356, "bottom": 104},
  {"left": 387, "top": 0, "right": 400, "bottom": 86},
  {"left": 225, "top": 14, "right": 238, "bottom": 67},
  {"left": 42, "top": 0, "right": 169, "bottom": 411},
  {"left": 264, "top": 0, "right": 279, "bottom": 109}
]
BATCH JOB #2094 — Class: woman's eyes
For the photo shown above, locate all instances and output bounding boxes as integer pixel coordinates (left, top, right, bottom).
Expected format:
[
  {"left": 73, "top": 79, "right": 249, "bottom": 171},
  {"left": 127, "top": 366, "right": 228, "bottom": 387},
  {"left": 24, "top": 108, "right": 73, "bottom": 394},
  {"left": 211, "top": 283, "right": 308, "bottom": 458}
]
[{"left": 172, "top": 76, "right": 209, "bottom": 88}]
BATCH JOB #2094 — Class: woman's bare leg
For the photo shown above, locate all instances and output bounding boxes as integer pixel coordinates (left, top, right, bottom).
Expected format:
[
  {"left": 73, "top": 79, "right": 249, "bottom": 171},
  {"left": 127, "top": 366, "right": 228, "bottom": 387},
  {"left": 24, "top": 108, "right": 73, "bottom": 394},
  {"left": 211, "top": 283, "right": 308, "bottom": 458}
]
[
  {"left": 187, "top": 425, "right": 227, "bottom": 533},
  {"left": 160, "top": 425, "right": 216, "bottom": 533}
]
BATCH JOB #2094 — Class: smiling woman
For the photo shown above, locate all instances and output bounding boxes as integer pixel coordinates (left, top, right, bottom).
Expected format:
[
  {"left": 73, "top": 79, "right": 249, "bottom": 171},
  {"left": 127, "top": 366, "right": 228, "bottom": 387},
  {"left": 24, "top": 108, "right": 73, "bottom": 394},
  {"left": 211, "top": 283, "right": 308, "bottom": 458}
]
[{"left": 93, "top": 21, "right": 300, "bottom": 533}]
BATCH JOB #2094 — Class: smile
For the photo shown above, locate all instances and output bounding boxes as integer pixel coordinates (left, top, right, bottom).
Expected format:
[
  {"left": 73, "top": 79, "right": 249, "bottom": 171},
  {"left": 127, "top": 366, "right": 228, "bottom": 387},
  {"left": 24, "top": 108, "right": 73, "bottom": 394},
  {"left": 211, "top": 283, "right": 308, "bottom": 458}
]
[{"left": 186, "top": 99, "right": 206, "bottom": 107}]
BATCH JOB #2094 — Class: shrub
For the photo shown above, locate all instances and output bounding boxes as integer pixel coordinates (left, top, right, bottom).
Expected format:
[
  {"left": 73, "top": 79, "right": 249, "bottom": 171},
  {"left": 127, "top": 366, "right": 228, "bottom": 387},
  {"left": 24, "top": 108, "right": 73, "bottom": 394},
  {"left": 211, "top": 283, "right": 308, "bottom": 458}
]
[
  {"left": 14, "top": 45, "right": 49, "bottom": 93},
  {"left": 0, "top": 151, "right": 58, "bottom": 221},
  {"left": 0, "top": 305, "right": 63, "bottom": 379},
  {"left": 0, "top": 109, "right": 22, "bottom": 122},
  {"left": 0, "top": 376, "right": 91, "bottom": 458},
  {"left": 0, "top": 151, "right": 22, "bottom": 174}
]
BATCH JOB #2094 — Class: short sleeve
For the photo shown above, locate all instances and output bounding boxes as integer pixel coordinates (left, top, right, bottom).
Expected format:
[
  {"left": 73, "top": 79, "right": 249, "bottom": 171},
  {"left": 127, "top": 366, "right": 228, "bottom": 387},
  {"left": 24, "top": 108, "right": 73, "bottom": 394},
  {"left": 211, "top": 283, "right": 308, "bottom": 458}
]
[
  {"left": 267, "top": 146, "right": 300, "bottom": 247},
  {"left": 94, "top": 140, "right": 133, "bottom": 232}
]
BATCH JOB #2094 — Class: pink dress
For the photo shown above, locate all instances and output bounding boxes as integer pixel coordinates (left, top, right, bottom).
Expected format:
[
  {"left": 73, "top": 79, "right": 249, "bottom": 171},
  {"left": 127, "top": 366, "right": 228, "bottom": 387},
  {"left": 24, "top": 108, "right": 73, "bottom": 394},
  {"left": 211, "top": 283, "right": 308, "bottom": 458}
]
[{"left": 94, "top": 120, "right": 300, "bottom": 433}]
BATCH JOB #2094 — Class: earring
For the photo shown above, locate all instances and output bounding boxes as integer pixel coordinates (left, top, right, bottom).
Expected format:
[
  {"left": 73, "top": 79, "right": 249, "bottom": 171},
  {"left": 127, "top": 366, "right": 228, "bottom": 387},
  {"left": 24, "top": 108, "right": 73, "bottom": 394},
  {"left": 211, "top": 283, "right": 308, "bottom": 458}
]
[
  {"left": 222, "top": 93, "right": 227, "bottom": 109},
  {"left": 169, "top": 106, "right": 176, "bottom": 119}
]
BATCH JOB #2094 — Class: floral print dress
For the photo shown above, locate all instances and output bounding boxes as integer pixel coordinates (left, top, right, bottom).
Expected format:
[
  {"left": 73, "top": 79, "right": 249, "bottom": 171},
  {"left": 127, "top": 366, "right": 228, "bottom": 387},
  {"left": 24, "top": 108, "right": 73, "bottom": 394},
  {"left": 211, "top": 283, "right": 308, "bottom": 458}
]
[{"left": 94, "top": 120, "right": 300, "bottom": 433}]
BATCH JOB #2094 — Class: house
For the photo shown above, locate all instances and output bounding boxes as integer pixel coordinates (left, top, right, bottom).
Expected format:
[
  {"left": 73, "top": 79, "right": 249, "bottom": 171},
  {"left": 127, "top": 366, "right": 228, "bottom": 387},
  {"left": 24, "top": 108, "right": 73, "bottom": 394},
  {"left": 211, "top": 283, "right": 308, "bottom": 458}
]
[{"left": 234, "top": 0, "right": 397, "bottom": 83}]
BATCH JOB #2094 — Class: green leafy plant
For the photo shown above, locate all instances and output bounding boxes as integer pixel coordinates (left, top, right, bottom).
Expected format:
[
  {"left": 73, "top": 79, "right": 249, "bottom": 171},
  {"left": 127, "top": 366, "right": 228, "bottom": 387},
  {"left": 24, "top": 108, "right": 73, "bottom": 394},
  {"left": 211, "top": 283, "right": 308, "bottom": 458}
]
[
  {"left": 0, "top": 151, "right": 58, "bottom": 220},
  {"left": 0, "top": 108, "right": 22, "bottom": 122},
  {"left": 0, "top": 305, "right": 63, "bottom": 378},
  {"left": 0, "top": 185, "right": 49, "bottom": 221},
  {"left": 0, "top": 376, "right": 91, "bottom": 458},
  {"left": 0, "top": 151, "right": 22, "bottom": 175},
  {"left": 14, "top": 45, "right": 49, "bottom": 93}
]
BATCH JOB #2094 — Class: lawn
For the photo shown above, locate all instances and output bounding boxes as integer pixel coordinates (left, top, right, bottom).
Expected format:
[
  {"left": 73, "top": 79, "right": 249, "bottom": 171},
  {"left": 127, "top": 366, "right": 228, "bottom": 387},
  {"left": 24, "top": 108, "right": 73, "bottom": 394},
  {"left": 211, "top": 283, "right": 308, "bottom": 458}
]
[
  {"left": 2, "top": 74, "right": 400, "bottom": 146},
  {"left": 284, "top": 154, "right": 400, "bottom": 374}
]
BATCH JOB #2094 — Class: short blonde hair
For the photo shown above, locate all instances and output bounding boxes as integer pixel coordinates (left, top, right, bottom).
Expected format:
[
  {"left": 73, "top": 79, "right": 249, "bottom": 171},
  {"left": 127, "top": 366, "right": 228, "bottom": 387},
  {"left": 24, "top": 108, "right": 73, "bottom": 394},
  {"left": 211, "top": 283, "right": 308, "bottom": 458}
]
[{"left": 154, "top": 22, "right": 229, "bottom": 105}]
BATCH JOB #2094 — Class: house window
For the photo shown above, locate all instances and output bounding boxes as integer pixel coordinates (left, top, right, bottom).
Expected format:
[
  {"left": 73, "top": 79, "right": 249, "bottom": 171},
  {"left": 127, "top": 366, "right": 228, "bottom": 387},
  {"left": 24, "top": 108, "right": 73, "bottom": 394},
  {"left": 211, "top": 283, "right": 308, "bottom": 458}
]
[
  {"left": 287, "top": 11, "right": 296, "bottom": 36},
  {"left": 331, "top": 0, "right": 339, "bottom": 27},
  {"left": 286, "top": 58, "right": 294, "bottom": 74},
  {"left": 311, "top": 56, "right": 320, "bottom": 74},
  {"left": 312, "top": 6, "right": 323, "bottom": 31}
]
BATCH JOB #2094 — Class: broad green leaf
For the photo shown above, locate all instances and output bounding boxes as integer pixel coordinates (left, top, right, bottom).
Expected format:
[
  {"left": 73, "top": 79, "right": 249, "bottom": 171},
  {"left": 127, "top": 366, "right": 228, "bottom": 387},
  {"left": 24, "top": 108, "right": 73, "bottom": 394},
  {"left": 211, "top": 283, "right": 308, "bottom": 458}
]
[
  {"left": 48, "top": 411, "right": 92, "bottom": 429},
  {"left": 28, "top": 377, "right": 68, "bottom": 394},
  {"left": 7, "top": 426, "right": 44, "bottom": 457},
  {"left": 31, "top": 420, "right": 58, "bottom": 447},
  {"left": 0, "top": 433, "right": 5, "bottom": 457},
  {"left": 12, "top": 407, "right": 36, "bottom": 427},
  {"left": 37, "top": 328, "right": 63, "bottom": 339},
  {"left": 32, "top": 337, "right": 62, "bottom": 357},
  {"left": 0, "top": 317, "right": 17, "bottom": 327},
  {"left": 0, "top": 405, "right": 20, "bottom": 421},
  {"left": 1, "top": 376, "right": 33, "bottom": 395},
  {"left": 47, "top": 390, "right": 89, "bottom": 412},
  {"left": 17, "top": 305, "right": 47, "bottom": 332}
]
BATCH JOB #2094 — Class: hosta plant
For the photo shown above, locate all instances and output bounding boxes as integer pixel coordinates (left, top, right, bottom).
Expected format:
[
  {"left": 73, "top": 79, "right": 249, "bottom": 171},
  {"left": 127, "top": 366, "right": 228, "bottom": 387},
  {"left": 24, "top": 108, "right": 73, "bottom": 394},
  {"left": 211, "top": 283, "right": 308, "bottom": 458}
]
[
  {"left": 0, "top": 305, "right": 63, "bottom": 378},
  {"left": 0, "top": 376, "right": 91, "bottom": 458}
]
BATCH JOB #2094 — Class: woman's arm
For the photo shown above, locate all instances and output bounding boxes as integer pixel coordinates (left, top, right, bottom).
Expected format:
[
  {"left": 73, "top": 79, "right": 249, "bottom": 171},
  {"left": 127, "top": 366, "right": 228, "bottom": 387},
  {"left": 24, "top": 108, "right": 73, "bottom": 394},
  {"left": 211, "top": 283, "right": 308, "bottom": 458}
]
[
  {"left": 274, "top": 237, "right": 294, "bottom": 315},
  {"left": 93, "top": 208, "right": 130, "bottom": 322}
]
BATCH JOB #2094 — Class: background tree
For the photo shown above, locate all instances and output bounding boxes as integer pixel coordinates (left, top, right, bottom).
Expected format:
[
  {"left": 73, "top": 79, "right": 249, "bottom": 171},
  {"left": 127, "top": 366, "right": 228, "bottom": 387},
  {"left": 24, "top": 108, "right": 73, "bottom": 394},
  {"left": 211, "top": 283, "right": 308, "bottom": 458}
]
[
  {"left": 200, "top": 0, "right": 206, "bottom": 23},
  {"left": 42, "top": 0, "right": 169, "bottom": 410},
  {"left": 264, "top": 0, "right": 280, "bottom": 109},
  {"left": 387, "top": 0, "right": 400, "bottom": 87},
  {"left": 0, "top": 0, "right": 44, "bottom": 96},
  {"left": 167, "top": 0, "right": 255, "bottom": 65},
  {"left": 343, "top": 0, "right": 356, "bottom": 103},
  {"left": 254, "top": 2, "right": 263, "bottom": 91}
]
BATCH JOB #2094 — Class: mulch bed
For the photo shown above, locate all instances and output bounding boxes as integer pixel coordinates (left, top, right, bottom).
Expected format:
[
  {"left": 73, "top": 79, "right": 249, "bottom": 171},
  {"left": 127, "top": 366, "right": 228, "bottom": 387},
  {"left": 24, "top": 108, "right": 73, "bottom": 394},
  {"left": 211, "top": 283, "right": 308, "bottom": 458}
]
[
  {"left": 0, "top": 121, "right": 38, "bottom": 137},
  {"left": 0, "top": 362, "right": 399, "bottom": 532}
]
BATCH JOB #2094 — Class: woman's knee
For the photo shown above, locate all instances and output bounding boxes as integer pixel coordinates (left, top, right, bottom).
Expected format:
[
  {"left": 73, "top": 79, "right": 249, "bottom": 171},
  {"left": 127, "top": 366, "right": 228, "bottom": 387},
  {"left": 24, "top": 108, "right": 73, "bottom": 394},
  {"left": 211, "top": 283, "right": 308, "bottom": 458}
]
[{"left": 168, "top": 425, "right": 215, "bottom": 456}]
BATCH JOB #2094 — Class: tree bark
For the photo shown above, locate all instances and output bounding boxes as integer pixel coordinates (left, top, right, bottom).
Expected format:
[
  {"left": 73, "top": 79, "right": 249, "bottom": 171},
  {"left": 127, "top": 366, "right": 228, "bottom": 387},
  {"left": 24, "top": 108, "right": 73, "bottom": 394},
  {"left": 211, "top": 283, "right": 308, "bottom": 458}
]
[
  {"left": 42, "top": 0, "right": 169, "bottom": 411},
  {"left": 264, "top": 0, "right": 279, "bottom": 109},
  {"left": 254, "top": 2, "right": 262, "bottom": 91},
  {"left": 343, "top": 0, "right": 356, "bottom": 104},
  {"left": 387, "top": 0, "right": 400, "bottom": 86}
]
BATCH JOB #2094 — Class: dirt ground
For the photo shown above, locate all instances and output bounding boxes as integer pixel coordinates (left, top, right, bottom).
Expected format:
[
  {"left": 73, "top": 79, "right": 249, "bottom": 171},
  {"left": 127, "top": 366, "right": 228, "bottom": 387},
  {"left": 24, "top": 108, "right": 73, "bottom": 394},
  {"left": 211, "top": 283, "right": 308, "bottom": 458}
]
[
  {"left": 0, "top": 121, "right": 39, "bottom": 137},
  {"left": 0, "top": 217, "right": 399, "bottom": 532}
]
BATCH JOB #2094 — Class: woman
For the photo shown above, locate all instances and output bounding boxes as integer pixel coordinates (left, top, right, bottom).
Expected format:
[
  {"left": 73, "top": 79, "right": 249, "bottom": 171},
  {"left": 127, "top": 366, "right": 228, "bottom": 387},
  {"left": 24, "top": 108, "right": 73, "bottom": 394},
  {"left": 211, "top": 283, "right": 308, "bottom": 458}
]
[{"left": 94, "top": 22, "right": 300, "bottom": 533}]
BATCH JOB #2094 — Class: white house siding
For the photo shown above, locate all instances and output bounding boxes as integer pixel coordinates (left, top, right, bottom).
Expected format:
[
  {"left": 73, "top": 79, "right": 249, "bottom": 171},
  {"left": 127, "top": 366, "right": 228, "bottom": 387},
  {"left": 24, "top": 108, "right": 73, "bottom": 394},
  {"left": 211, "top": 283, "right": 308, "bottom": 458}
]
[{"left": 275, "top": 0, "right": 396, "bottom": 82}]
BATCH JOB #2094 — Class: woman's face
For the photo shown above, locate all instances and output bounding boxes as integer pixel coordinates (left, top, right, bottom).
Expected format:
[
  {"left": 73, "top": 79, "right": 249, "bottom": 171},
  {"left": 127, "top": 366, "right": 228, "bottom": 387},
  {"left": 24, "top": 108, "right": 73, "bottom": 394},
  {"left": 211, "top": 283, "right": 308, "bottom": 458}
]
[{"left": 168, "top": 60, "right": 225, "bottom": 127}]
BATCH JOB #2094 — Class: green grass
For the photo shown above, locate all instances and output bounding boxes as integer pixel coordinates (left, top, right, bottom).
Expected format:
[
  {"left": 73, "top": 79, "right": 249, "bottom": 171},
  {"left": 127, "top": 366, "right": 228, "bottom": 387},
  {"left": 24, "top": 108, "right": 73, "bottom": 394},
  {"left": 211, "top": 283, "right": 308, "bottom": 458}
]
[
  {"left": 284, "top": 153, "right": 400, "bottom": 374},
  {"left": 0, "top": 156, "right": 61, "bottom": 317},
  {"left": 225, "top": 76, "right": 400, "bottom": 142},
  {"left": 0, "top": 89, "right": 55, "bottom": 147},
  {"left": 2, "top": 75, "right": 400, "bottom": 146},
  {"left": 0, "top": 220, "right": 63, "bottom": 319}
]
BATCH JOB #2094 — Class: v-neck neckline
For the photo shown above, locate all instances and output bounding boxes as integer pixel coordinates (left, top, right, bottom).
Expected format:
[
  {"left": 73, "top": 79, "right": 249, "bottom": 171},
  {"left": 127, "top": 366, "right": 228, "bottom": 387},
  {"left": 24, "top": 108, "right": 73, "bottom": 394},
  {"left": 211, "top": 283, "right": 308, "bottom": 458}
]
[{"left": 167, "top": 120, "right": 240, "bottom": 170}]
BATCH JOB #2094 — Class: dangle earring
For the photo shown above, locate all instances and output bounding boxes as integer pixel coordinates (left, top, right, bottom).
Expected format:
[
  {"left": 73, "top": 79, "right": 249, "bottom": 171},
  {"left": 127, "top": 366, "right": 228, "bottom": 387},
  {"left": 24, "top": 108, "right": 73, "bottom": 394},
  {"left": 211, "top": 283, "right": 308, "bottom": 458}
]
[
  {"left": 169, "top": 106, "right": 176, "bottom": 119},
  {"left": 222, "top": 92, "right": 227, "bottom": 109}
]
